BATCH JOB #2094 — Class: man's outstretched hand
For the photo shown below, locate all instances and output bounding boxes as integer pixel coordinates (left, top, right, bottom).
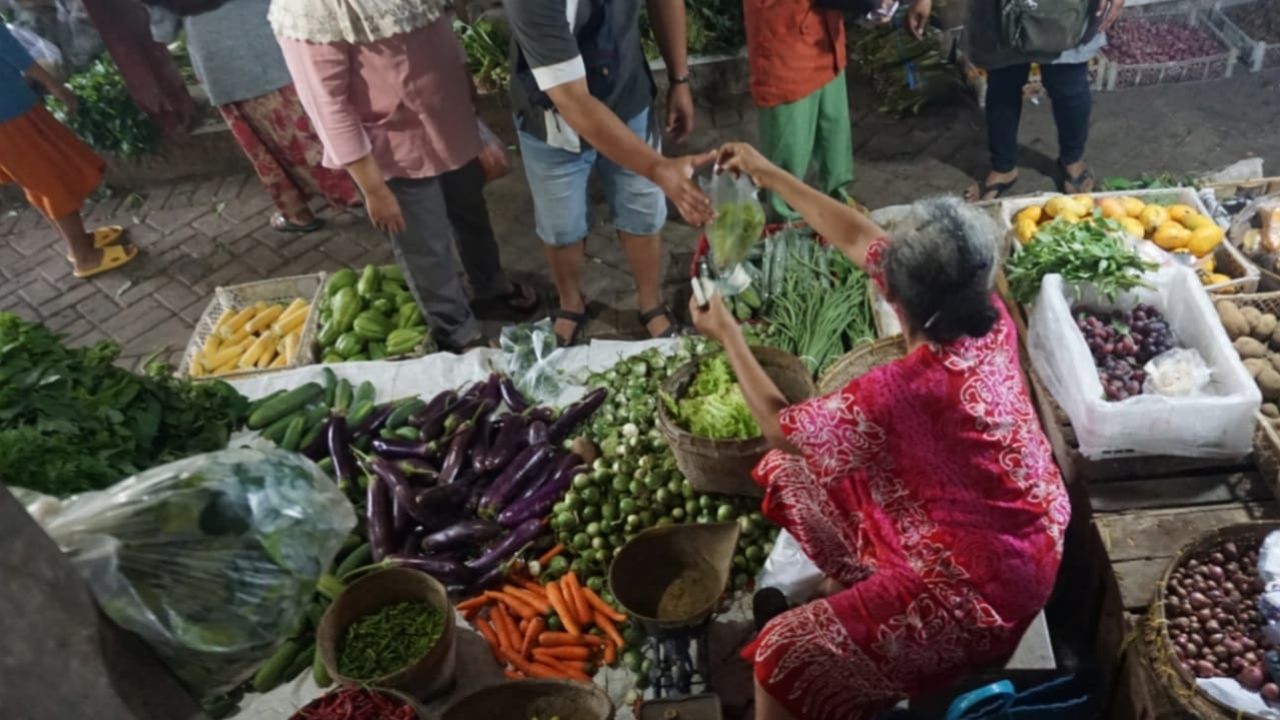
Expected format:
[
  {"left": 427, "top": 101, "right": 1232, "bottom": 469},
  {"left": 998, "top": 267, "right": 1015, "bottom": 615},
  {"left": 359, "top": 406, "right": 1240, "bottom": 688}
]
[{"left": 650, "top": 150, "right": 718, "bottom": 226}]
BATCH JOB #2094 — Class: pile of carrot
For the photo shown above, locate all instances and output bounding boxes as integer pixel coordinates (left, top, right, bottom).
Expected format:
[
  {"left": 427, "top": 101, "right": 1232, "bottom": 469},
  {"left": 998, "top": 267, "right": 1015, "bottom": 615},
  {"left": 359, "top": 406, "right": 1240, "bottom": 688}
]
[{"left": 458, "top": 547, "right": 627, "bottom": 683}]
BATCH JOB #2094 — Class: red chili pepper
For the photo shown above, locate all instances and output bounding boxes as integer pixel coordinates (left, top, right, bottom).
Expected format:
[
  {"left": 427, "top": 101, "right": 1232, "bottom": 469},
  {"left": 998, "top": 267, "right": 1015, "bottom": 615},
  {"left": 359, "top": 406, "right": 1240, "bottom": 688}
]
[{"left": 291, "top": 687, "right": 416, "bottom": 719}]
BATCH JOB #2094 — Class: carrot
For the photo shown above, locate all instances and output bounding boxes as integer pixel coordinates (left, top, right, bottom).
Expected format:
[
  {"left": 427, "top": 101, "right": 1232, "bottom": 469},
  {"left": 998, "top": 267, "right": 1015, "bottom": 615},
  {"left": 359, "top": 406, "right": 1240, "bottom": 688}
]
[
  {"left": 516, "top": 577, "right": 544, "bottom": 593},
  {"left": 485, "top": 590, "right": 538, "bottom": 620},
  {"left": 504, "top": 669, "right": 525, "bottom": 680},
  {"left": 457, "top": 595, "right": 490, "bottom": 612},
  {"left": 562, "top": 572, "right": 593, "bottom": 626},
  {"left": 545, "top": 580, "right": 582, "bottom": 637},
  {"left": 539, "top": 631, "right": 604, "bottom": 647},
  {"left": 594, "top": 610, "right": 625, "bottom": 649},
  {"left": 500, "top": 647, "right": 535, "bottom": 675},
  {"left": 581, "top": 585, "right": 627, "bottom": 623},
  {"left": 474, "top": 617, "right": 502, "bottom": 662},
  {"left": 537, "top": 543, "right": 565, "bottom": 566},
  {"left": 492, "top": 604, "right": 521, "bottom": 654},
  {"left": 603, "top": 639, "right": 618, "bottom": 666},
  {"left": 506, "top": 586, "right": 553, "bottom": 615},
  {"left": 528, "top": 661, "right": 591, "bottom": 682},
  {"left": 533, "top": 645, "right": 593, "bottom": 661},
  {"left": 533, "top": 653, "right": 593, "bottom": 675},
  {"left": 463, "top": 607, "right": 480, "bottom": 623},
  {"left": 521, "top": 616, "right": 546, "bottom": 656}
]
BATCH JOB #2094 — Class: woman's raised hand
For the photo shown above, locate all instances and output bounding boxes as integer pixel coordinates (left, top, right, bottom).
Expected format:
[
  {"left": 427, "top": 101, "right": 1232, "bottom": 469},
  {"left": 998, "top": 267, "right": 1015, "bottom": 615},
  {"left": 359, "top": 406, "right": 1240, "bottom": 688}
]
[
  {"left": 716, "top": 142, "right": 777, "bottom": 190},
  {"left": 688, "top": 292, "right": 741, "bottom": 346}
]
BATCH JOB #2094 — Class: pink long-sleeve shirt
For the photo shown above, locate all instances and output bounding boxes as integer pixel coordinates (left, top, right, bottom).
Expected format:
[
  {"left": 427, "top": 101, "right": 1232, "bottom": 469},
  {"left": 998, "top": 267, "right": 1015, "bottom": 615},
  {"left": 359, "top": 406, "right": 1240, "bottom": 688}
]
[{"left": 276, "top": 20, "right": 480, "bottom": 180}]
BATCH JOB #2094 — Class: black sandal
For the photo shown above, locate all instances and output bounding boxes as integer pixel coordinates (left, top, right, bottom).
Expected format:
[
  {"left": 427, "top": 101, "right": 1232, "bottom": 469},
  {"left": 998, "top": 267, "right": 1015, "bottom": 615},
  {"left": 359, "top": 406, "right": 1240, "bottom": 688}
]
[
  {"left": 1059, "top": 161, "right": 1095, "bottom": 194},
  {"left": 550, "top": 299, "right": 590, "bottom": 347},
  {"left": 472, "top": 280, "right": 539, "bottom": 319},
  {"left": 966, "top": 176, "right": 1019, "bottom": 202},
  {"left": 271, "top": 212, "right": 325, "bottom": 234},
  {"left": 639, "top": 305, "right": 682, "bottom": 339}
]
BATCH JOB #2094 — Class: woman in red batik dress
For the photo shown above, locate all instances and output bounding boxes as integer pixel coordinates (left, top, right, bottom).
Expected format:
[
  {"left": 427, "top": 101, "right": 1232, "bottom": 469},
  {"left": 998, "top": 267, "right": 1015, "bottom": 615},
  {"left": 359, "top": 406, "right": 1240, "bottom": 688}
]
[{"left": 690, "top": 142, "right": 1070, "bottom": 720}]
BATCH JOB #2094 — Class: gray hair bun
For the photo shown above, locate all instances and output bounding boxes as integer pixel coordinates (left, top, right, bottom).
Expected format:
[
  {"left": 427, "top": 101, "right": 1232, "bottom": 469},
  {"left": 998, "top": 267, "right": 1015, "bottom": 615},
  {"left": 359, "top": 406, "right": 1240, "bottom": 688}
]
[{"left": 882, "top": 197, "right": 1002, "bottom": 343}]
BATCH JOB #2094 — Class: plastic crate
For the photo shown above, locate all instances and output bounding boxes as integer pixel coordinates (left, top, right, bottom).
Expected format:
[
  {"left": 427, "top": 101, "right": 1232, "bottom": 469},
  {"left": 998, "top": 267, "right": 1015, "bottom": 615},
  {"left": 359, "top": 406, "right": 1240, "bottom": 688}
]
[
  {"left": 1097, "top": 8, "right": 1238, "bottom": 90},
  {"left": 178, "top": 273, "right": 325, "bottom": 380},
  {"left": 1209, "top": 2, "right": 1280, "bottom": 72}
]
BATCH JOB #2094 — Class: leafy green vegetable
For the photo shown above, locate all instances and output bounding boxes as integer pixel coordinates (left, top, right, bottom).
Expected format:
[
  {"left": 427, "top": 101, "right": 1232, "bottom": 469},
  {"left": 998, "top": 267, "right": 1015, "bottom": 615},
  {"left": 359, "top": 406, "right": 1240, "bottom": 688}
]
[
  {"left": 666, "top": 355, "right": 759, "bottom": 440},
  {"left": 1004, "top": 217, "right": 1158, "bottom": 305},
  {"left": 0, "top": 312, "right": 249, "bottom": 496},
  {"left": 455, "top": 18, "right": 511, "bottom": 92},
  {"left": 1100, "top": 173, "right": 1199, "bottom": 191},
  {"left": 707, "top": 199, "right": 766, "bottom": 270},
  {"left": 338, "top": 601, "right": 444, "bottom": 680},
  {"left": 47, "top": 55, "right": 161, "bottom": 159}
]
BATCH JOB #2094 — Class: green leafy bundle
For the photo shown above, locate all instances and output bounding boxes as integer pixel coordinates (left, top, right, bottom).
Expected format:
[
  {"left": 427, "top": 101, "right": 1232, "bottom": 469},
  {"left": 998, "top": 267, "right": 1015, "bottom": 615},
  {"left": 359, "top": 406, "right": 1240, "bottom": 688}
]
[
  {"left": 1004, "top": 217, "right": 1158, "bottom": 305},
  {"left": 0, "top": 312, "right": 249, "bottom": 496},
  {"left": 455, "top": 18, "right": 511, "bottom": 92},
  {"left": 47, "top": 55, "right": 161, "bottom": 159},
  {"left": 667, "top": 355, "right": 759, "bottom": 440}
]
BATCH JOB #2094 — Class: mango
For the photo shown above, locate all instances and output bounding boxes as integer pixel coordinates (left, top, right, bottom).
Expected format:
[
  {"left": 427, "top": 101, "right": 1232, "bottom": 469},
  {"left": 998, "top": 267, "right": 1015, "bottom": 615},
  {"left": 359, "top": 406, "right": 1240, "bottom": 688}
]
[
  {"left": 1071, "top": 194, "right": 1096, "bottom": 213},
  {"left": 1167, "top": 204, "right": 1196, "bottom": 223},
  {"left": 1015, "top": 206, "right": 1043, "bottom": 225},
  {"left": 1044, "top": 196, "right": 1080, "bottom": 219},
  {"left": 1140, "top": 205, "right": 1171, "bottom": 234},
  {"left": 1120, "top": 196, "right": 1146, "bottom": 218},
  {"left": 1183, "top": 213, "right": 1216, "bottom": 232},
  {"left": 1099, "top": 198, "right": 1127, "bottom": 220},
  {"left": 1187, "top": 224, "right": 1225, "bottom": 257},
  {"left": 1152, "top": 220, "right": 1191, "bottom": 251},
  {"left": 1056, "top": 211, "right": 1083, "bottom": 225},
  {"left": 1117, "top": 217, "right": 1146, "bottom": 239},
  {"left": 1015, "top": 218, "right": 1039, "bottom": 245}
]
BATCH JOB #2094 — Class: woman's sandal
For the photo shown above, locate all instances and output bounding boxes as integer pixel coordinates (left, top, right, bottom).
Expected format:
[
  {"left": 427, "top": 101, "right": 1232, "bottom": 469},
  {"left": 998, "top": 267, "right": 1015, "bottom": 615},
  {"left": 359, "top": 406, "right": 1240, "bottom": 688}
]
[
  {"left": 1059, "top": 162, "right": 1095, "bottom": 194},
  {"left": 639, "top": 305, "right": 682, "bottom": 339},
  {"left": 271, "top": 212, "right": 325, "bottom": 234},
  {"left": 472, "top": 280, "right": 539, "bottom": 318},
  {"left": 74, "top": 243, "right": 138, "bottom": 279},
  {"left": 965, "top": 177, "right": 1019, "bottom": 202},
  {"left": 65, "top": 225, "right": 126, "bottom": 261}
]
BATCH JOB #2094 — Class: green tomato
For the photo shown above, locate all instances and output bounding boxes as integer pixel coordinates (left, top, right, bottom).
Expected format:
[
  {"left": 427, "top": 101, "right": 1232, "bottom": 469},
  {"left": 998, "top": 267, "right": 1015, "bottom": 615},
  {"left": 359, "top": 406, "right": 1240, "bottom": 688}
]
[
  {"left": 563, "top": 491, "right": 582, "bottom": 511},
  {"left": 626, "top": 514, "right": 642, "bottom": 531},
  {"left": 601, "top": 502, "right": 619, "bottom": 522},
  {"left": 671, "top": 507, "right": 686, "bottom": 522},
  {"left": 666, "top": 478, "right": 682, "bottom": 495},
  {"left": 655, "top": 516, "right": 673, "bottom": 527},
  {"left": 586, "top": 576, "right": 605, "bottom": 593},
  {"left": 612, "top": 475, "right": 630, "bottom": 493},
  {"left": 581, "top": 505, "right": 601, "bottom": 523},
  {"left": 746, "top": 545, "right": 764, "bottom": 561},
  {"left": 582, "top": 486, "right": 601, "bottom": 505},
  {"left": 733, "top": 554, "right": 748, "bottom": 569},
  {"left": 572, "top": 532, "right": 591, "bottom": 551},
  {"left": 716, "top": 503, "right": 736, "bottom": 523},
  {"left": 699, "top": 495, "right": 714, "bottom": 510},
  {"left": 546, "top": 555, "right": 569, "bottom": 576},
  {"left": 586, "top": 521, "right": 602, "bottom": 537},
  {"left": 619, "top": 498, "right": 638, "bottom": 515},
  {"left": 685, "top": 499, "right": 700, "bottom": 517},
  {"left": 629, "top": 480, "right": 646, "bottom": 497},
  {"left": 547, "top": 614, "right": 564, "bottom": 631},
  {"left": 654, "top": 487, "right": 673, "bottom": 506},
  {"left": 574, "top": 474, "right": 593, "bottom": 490}
]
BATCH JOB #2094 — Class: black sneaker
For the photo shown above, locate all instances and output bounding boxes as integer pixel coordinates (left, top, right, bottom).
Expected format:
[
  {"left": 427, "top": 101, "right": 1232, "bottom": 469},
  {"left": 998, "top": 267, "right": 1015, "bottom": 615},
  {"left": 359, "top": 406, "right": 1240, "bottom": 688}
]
[{"left": 752, "top": 587, "right": 789, "bottom": 632}]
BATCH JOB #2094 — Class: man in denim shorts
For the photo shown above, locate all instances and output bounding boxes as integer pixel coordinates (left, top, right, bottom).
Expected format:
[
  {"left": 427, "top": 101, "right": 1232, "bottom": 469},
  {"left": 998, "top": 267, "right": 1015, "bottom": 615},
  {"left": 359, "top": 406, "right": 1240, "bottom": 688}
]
[{"left": 506, "top": 0, "right": 715, "bottom": 345}]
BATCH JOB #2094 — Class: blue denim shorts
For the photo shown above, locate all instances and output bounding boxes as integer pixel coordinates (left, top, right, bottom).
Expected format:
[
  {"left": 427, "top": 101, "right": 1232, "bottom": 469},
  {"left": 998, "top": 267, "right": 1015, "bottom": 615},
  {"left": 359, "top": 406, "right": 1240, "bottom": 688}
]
[{"left": 517, "top": 109, "right": 667, "bottom": 247}]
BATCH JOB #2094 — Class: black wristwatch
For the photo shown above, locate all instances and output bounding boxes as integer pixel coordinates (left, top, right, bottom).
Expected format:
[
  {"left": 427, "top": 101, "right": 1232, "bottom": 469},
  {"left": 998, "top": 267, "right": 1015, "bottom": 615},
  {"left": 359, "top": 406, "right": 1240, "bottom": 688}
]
[{"left": 669, "top": 73, "right": 691, "bottom": 85}]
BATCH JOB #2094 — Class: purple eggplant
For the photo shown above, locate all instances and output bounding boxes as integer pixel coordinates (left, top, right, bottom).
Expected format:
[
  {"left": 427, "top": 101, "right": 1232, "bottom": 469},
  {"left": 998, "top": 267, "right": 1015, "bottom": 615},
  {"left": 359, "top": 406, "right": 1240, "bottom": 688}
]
[
  {"left": 470, "top": 415, "right": 494, "bottom": 475},
  {"left": 479, "top": 373, "right": 502, "bottom": 405},
  {"left": 398, "top": 458, "right": 439, "bottom": 486},
  {"left": 410, "top": 390, "right": 456, "bottom": 428},
  {"left": 328, "top": 416, "right": 356, "bottom": 484},
  {"left": 499, "top": 376, "right": 529, "bottom": 412},
  {"left": 439, "top": 422, "right": 477, "bottom": 485},
  {"left": 389, "top": 554, "right": 475, "bottom": 585},
  {"left": 485, "top": 415, "right": 529, "bottom": 472},
  {"left": 302, "top": 417, "right": 335, "bottom": 460},
  {"left": 401, "top": 526, "right": 428, "bottom": 556},
  {"left": 498, "top": 463, "right": 576, "bottom": 528},
  {"left": 465, "top": 518, "right": 544, "bottom": 572},
  {"left": 465, "top": 475, "right": 495, "bottom": 515},
  {"left": 421, "top": 519, "right": 504, "bottom": 553},
  {"left": 353, "top": 403, "right": 397, "bottom": 439},
  {"left": 367, "top": 473, "right": 394, "bottom": 562},
  {"left": 479, "top": 443, "right": 554, "bottom": 515},
  {"left": 526, "top": 420, "right": 548, "bottom": 447},
  {"left": 441, "top": 397, "right": 481, "bottom": 436},
  {"left": 520, "top": 453, "right": 579, "bottom": 501},
  {"left": 548, "top": 388, "right": 607, "bottom": 443},
  {"left": 391, "top": 490, "right": 413, "bottom": 541},
  {"left": 525, "top": 406, "right": 554, "bottom": 424},
  {"left": 372, "top": 437, "right": 431, "bottom": 460},
  {"left": 415, "top": 481, "right": 471, "bottom": 512},
  {"left": 459, "top": 380, "right": 486, "bottom": 402}
]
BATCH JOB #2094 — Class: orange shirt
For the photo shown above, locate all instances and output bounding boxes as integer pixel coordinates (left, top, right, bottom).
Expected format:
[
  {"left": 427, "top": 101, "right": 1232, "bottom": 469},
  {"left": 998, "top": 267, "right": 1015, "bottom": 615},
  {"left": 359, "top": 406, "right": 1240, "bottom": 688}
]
[{"left": 743, "top": 0, "right": 846, "bottom": 108}]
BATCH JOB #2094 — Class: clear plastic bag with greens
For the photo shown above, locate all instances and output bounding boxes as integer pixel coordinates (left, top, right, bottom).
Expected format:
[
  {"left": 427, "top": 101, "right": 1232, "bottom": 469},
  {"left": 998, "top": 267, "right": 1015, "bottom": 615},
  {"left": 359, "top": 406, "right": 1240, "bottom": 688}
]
[
  {"left": 27, "top": 447, "right": 356, "bottom": 700},
  {"left": 704, "top": 171, "right": 766, "bottom": 294},
  {"left": 501, "top": 319, "right": 563, "bottom": 403}
]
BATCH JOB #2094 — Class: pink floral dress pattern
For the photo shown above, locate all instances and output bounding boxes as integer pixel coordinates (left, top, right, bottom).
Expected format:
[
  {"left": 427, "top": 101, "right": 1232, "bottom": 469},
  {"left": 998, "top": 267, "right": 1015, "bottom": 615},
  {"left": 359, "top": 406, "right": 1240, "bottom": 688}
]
[{"left": 743, "top": 238, "right": 1069, "bottom": 720}]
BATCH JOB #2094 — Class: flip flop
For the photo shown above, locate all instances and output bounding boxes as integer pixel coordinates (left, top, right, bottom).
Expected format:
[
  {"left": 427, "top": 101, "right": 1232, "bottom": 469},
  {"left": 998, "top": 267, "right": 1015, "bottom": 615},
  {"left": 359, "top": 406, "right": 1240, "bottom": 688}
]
[
  {"left": 73, "top": 243, "right": 138, "bottom": 279},
  {"left": 966, "top": 177, "right": 1019, "bottom": 202},
  {"left": 271, "top": 212, "right": 325, "bottom": 234},
  {"left": 551, "top": 297, "right": 590, "bottom": 347},
  {"left": 65, "top": 225, "right": 126, "bottom": 261},
  {"left": 471, "top": 280, "right": 539, "bottom": 318},
  {"left": 1059, "top": 162, "right": 1095, "bottom": 194},
  {"left": 639, "top": 305, "right": 682, "bottom": 339}
]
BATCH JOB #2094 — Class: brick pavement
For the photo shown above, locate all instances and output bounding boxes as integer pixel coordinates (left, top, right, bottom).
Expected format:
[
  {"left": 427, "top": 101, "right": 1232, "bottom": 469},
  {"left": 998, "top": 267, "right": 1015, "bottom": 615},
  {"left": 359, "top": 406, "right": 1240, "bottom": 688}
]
[{"left": 1, "top": 72, "right": 1278, "bottom": 370}]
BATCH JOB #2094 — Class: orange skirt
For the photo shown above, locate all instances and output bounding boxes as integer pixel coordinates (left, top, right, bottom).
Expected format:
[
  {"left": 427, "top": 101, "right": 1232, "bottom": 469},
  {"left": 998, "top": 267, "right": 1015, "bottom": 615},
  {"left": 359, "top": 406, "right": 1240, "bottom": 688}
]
[{"left": 0, "top": 104, "right": 104, "bottom": 220}]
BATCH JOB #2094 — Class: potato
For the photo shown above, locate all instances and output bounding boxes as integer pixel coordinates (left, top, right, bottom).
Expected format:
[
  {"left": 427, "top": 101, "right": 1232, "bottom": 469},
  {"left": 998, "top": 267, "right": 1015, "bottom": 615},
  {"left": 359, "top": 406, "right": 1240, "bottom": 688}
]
[
  {"left": 1263, "top": 403, "right": 1280, "bottom": 419},
  {"left": 1217, "top": 301, "right": 1250, "bottom": 340},
  {"left": 1243, "top": 306, "right": 1264, "bottom": 332},
  {"left": 1269, "top": 353, "right": 1280, "bottom": 375},
  {"left": 1234, "top": 336, "right": 1268, "bottom": 359},
  {"left": 1271, "top": 323, "right": 1280, "bottom": 350},
  {"left": 1258, "top": 367, "right": 1280, "bottom": 402},
  {"left": 1254, "top": 313, "right": 1279, "bottom": 341},
  {"left": 1244, "top": 358, "right": 1270, "bottom": 378}
]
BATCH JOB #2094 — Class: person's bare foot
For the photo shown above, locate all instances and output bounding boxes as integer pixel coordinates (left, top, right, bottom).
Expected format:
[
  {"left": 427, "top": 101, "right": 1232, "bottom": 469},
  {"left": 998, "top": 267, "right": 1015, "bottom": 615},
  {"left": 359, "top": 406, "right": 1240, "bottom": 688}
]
[
  {"left": 70, "top": 246, "right": 104, "bottom": 274},
  {"left": 964, "top": 169, "right": 1020, "bottom": 202}
]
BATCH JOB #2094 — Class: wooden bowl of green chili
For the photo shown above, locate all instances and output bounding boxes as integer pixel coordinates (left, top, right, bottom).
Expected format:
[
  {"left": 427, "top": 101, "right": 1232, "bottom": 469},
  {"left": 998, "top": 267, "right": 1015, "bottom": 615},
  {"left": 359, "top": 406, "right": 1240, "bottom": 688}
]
[{"left": 317, "top": 567, "right": 457, "bottom": 700}]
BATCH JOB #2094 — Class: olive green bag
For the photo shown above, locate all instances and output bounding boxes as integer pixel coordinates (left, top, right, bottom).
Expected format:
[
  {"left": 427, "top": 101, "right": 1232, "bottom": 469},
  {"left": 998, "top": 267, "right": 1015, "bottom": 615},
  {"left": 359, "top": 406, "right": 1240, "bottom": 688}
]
[{"left": 999, "top": 0, "right": 1095, "bottom": 56}]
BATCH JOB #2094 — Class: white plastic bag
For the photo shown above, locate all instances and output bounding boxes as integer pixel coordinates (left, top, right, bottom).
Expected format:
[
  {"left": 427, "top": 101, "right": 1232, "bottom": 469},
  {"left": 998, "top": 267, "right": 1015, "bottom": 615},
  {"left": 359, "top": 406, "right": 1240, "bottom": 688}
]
[
  {"left": 501, "top": 319, "right": 563, "bottom": 403},
  {"left": 1027, "top": 268, "right": 1259, "bottom": 459},
  {"left": 25, "top": 447, "right": 356, "bottom": 700},
  {"left": 476, "top": 120, "right": 510, "bottom": 184},
  {"left": 703, "top": 171, "right": 766, "bottom": 295},
  {"left": 1143, "top": 348, "right": 1212, "bottom": 397},
  {"left": 757, "top": 530, "right": 825, "bottom": 605}
]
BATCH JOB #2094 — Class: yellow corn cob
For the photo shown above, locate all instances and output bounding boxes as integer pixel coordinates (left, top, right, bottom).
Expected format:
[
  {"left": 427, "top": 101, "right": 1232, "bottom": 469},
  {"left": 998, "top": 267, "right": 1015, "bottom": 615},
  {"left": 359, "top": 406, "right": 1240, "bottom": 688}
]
[
  {"left": 256, "top": 339, "right": 279, "bottom": 369},
  {"left": 224, "top": 326, "right": 253, "bottom": 346},
  {"left": 284, "top": 332, "right": 300, "bottom": 365},
  {"left": 203, "top": 339, "right": 250, "bottom": 370},
  {"left": 211, "top": 309, "right": 235, "bottom": 335},
  {"left": 189, "top": 355, "right": 207, "bottom": 378},
  {"left": 281, "top": 297, "right": 307, "bottom": 318},
  {"left": 211, "top": 354, "right": 241, "bottom": 375},
  {"left": 269, "top": 352, "right": 288, "bottom": 368},
  {"left": 245, "top": 304, "right": 285, "bottom": 334},
  {"left": 201, "top": 333, "right": 222, "bottom": 356},
  {"left": 238, "top": 334, "right": 275, "bottom": 369},
  {"left": 219, "top": 305, "right": 258, "bottom": 339},
  {"left": 273, "top": 305, "right": 309, "bottom": 336}
]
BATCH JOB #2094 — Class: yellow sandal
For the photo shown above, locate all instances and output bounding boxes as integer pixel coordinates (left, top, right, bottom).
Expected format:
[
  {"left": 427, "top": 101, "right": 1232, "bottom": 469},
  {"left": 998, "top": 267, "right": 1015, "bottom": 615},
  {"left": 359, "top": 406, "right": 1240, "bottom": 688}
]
[
  {"left": 65, "top": 226, "right": 127, "bottom": 261},
  {"left": 73, "top": 243, "right": 138, "bottom": 279}
]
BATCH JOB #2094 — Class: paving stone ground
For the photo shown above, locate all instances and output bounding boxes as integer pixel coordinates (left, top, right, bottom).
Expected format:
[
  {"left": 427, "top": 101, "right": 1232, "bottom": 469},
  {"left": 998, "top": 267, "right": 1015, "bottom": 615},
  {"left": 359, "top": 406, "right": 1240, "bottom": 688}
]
[{"left": 2, "top": 72, "right": 1278, "bottom": 370}]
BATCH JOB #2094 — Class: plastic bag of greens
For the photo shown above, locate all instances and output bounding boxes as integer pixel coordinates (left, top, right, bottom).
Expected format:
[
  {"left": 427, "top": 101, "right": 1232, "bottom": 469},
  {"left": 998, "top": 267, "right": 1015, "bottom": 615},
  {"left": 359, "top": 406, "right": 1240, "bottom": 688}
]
[
  {"left": 501, "top": 318, "right": 563, "bottom": 403},
  {"left": 26, "top": 447, "right": 356, "bottom": 700},
  {"left": 704, "top": 171, "right": 766, "bottom": 295}
]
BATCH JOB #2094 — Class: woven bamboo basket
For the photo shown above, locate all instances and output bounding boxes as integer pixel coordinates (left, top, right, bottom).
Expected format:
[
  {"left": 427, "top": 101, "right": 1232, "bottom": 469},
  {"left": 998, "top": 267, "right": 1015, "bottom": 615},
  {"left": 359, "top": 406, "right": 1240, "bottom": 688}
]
[
  {"left": 1143, "top": 521, "right": 1280, "bottom": 719},
  {"left": 658, "top": 347, "right": 814, "bottom": 497},
  {"left": 817, "top": 336, "right": 908, "bottom": 395},
  {"left": 441, "top": 679, "right": 613, "bottom": 720}
]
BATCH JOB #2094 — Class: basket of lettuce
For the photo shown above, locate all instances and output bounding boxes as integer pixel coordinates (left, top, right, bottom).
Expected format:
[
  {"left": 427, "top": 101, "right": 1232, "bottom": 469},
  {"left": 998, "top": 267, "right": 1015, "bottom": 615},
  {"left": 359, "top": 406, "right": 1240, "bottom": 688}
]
[{"left": 657, "top": 348, "right": 813, "bottom": 496}]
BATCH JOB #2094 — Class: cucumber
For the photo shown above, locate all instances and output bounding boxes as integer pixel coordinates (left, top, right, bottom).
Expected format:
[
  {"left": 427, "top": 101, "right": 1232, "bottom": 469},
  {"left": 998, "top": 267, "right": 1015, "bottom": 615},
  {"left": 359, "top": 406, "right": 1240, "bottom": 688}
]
[
  {"left": 248, "top": 389, "right": 287, "bottom": 416},
  {"left": 281, "top": 416, "right": 306, "bottom": 451},
  {"left": 348, "top": 399, "right": 375, "bottom": 427},
  {"left": 252, "top": 639, "right": 304, "bottom": 693},
  {"left": 393, "top": 426, "right": 421, "bottom": 441},
  {"left": 317, "top": 457, "right": 334, "bottom": 473},
  {"left": 334, "top": 379, "right": 353, "bottom": 414},
  {"left": 354, "top": 380, "right": 376, "bottom": 407},
  {"left": 313, "top": 647, "right": 332, "bottom": 688},
  {"left": 261, "top": 412, "right": 299, "bottom": 444},
  {"left": 380, "top": 428, "right": 399, "bottom": 440},
  {"left": 299, "top": 417, "right": 327, "bottom": 451},
  {"left": 284, "top": 640, "right": 315, "bottom": 681},
  {"left": 334, "top": 542, "right": 371, "bottom": 577},
  {"left": 386, "top": 398, "right": 426, "bottom": 429},
  {"left": 248, "top": 383, "right": 324, "bottom": 429},
  {"left": 321, "top": 367, "right": 338, "bottom": 408}
]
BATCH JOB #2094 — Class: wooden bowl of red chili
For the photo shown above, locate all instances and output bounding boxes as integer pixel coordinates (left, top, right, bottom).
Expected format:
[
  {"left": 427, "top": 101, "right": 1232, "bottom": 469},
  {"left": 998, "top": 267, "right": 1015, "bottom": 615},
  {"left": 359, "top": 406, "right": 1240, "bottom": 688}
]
[
  {"left": 290, "top": 687, "right": 428, "bottom": 720},
  {"left": 317, "top": 567, "right": 457, "bottom": 700}
]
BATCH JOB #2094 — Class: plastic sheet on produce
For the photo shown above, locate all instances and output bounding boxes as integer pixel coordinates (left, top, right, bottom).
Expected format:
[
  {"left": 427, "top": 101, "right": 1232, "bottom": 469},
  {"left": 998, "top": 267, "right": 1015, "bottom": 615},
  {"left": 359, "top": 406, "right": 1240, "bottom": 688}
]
[{"left": 1196, "top": 678, "right": 1280, "bottom": 718}]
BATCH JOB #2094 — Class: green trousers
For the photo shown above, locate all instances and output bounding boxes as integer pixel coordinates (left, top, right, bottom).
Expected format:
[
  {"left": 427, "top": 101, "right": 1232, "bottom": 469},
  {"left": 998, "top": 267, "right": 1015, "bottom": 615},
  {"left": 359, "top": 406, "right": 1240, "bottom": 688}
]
[{"left": 757, "top": 71, "right": 854, "bottom": 221}]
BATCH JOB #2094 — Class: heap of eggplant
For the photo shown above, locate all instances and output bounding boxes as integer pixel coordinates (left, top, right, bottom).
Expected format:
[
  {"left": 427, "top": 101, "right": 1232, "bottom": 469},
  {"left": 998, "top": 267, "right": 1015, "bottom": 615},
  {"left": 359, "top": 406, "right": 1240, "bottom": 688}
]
[{"left": 317, "top": 373, "right": 606, "bottom": 596}]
